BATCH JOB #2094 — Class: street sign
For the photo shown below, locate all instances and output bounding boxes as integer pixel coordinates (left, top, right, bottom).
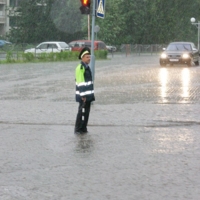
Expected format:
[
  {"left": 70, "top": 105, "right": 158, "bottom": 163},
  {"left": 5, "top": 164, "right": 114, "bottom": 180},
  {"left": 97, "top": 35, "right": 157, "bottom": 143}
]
[{"left": 96, "top": 0, "right": 105, "bottom": 19}]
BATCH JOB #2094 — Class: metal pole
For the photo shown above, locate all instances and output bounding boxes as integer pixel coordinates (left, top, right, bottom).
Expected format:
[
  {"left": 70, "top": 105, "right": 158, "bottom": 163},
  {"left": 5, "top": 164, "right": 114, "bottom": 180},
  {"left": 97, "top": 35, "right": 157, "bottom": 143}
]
[
  {"left": 90, "top": 0, "right": 96, "bottom": 81},
  {"left": 88, "top": 15, "right": 90, "bottom": 40},
  {"left": 198, "top": 21, "right": 200, "bottom": 50}
]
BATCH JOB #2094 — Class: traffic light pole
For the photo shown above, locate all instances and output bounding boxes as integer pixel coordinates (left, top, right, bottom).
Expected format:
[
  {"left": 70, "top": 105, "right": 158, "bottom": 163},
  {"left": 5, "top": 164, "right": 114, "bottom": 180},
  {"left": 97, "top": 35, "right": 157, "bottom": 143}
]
[{"left": 90, "top": 0, "right": 96, "bottom": 81}]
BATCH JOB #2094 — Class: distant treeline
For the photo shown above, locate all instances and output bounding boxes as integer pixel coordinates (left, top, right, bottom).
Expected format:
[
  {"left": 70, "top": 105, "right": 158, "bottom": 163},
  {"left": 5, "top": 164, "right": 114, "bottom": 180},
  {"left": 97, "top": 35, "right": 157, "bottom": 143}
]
[{"left": 6, "top": 0, "right": 200, "bottom": 46}]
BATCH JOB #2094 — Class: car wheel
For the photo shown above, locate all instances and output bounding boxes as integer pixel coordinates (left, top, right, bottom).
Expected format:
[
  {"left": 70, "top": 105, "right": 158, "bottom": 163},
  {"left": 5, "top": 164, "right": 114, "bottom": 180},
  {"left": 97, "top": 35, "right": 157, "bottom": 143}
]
[
  {"left": 160, "top": 62, "right": 166, "bottom": 67},
  {"left": 194, "top": 60, "right": 199, "bottom": 66},
  {"left": 187, "top": 60, "right": 192, "bottom": 67}
]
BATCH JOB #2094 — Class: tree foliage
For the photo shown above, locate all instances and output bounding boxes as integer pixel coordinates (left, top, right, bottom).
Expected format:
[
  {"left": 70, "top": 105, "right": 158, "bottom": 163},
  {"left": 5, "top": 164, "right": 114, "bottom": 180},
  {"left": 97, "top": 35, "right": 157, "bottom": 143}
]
[
  {"left": 8, "top": 0, "right": 85, "bottom": 44},
  {"left": 104, "top": 0, "right": 200, "bottom": 45},
  {"left": 7, "top": 0, "right": 200, "bottom": 45},
  {"left": 8, "top": 0, "right": 58, "bottom": 43}
]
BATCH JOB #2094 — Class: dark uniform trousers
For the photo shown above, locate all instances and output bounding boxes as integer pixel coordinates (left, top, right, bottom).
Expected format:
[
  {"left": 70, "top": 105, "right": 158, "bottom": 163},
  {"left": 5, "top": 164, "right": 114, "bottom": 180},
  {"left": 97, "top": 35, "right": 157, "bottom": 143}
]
[{"left": 75, "top": 100, "right": 91, "bottom": 133}]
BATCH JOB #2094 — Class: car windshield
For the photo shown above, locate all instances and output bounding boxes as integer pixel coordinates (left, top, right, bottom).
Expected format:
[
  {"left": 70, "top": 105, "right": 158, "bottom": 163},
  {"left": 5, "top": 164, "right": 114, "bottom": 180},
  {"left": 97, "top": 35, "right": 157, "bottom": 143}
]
[
  {"left": 59, "top": 42, "right": 69, "bottom": 48},
  {"left": 84, "top": 42, "right": 91, "bottom": 48},
  {"left": 167, "top": 44, "right": 192, "bottom": 51},
  {"left": 69, "top": 42, "right": 92, "bottom": 48}
]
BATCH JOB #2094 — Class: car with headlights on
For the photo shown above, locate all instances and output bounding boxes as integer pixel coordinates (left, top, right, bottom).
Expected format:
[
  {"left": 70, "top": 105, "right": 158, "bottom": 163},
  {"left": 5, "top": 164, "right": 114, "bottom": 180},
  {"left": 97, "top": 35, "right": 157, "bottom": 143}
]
[
  {"left": 160, "top": 42, "right": 199, "bottom": 67},
  {"left": 24, "top": 41, "right": 71, "bottom": 54}
]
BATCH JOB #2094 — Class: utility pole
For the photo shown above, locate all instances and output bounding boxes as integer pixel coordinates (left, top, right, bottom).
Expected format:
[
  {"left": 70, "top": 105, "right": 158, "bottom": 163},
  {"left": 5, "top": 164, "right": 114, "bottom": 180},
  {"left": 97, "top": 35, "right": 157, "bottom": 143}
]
[
  {"left": 88, "top": 15, "right": 90, "bottom": 40},
  {"left": 90, "top": 0, "right": 96, "bottom": 80},
  {"left": 80, "top": 0, "right": 105, "bottom": 80}
]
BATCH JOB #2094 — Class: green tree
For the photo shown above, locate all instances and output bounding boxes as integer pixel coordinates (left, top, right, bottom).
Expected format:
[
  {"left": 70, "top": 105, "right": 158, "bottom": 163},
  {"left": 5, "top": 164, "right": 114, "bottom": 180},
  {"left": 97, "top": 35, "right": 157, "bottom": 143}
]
[
  {"left": 7, "top": 0, "right": 200, "bottom": 46},
  {"left": 95, "top": 0, "right": 200, "bottom": 45},
  {"left": 7, "top": 0, "right": 85, "bottom": 44},
  {"left": 96, "top": 0, "right": 125, "bottom": 45},
  {"left": 147, "top": 0, "right": 200, "bottom": 44},
  {"left": 8, "top": 0, "right": 59, "bottom": 43},
  {"left": 49, "top": 0, "right": 86, "bottom": 42}
]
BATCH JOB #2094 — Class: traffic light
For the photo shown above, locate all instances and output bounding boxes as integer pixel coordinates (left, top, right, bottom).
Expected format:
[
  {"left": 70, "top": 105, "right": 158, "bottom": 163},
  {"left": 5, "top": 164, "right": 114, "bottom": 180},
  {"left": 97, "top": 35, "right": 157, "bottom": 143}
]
[{"left": 80, "top": 0, "right": 90, "bottom": 14}]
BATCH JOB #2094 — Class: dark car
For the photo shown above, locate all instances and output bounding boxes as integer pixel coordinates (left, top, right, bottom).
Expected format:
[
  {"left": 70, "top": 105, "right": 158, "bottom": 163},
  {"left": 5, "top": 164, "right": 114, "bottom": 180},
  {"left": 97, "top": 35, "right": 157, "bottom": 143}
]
[{"left": 159, "top": 42, "right": 200, "bottom": 67}]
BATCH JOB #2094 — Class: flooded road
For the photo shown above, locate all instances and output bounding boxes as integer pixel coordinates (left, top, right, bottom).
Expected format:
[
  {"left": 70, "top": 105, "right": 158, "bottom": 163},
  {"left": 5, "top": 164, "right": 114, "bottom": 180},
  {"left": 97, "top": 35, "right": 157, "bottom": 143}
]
[{"left": 0, "top": 54, "right": 200, "bottom": 200}]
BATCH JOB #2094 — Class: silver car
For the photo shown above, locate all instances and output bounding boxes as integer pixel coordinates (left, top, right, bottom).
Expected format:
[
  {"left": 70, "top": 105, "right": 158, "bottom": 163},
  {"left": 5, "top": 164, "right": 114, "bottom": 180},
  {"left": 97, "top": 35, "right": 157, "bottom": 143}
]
[{"left": 24, "top": 41, "right": 71, "bottom": 54}]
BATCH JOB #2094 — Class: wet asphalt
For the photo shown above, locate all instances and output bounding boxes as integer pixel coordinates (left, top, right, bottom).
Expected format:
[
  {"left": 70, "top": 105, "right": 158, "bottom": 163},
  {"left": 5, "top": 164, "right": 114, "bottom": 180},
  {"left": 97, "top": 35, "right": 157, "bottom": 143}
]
[{"left": 0, "top": 54, "right": 200, "bottom": 200}]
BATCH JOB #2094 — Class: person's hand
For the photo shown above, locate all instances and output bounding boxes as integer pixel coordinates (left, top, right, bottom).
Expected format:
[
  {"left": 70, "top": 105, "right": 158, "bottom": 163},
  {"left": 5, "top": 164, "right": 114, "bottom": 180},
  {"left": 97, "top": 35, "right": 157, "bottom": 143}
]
[{"left": 81, "top": 97, "right": 86, "bottom": 102}]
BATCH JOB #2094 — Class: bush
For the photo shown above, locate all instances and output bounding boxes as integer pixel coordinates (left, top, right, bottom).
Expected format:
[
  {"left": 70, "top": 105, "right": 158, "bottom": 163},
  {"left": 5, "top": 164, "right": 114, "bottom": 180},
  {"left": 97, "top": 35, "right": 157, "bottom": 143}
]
[
  {"left": 55, "top": 52, "right": 62, "bottom": 61},
  {"left": 38, "top": 52, "right": 47, "bottom": 61},
  {"left": 95, "top": 50, "right": 108, "bottom": 59},
  {"left": 22, "top": 52, "right": 34, "bottom": 62},
  {"left": 48, "top": 52, "right": 55, "bottom": 61},
  {"left": 1, "top": 50, "right": 107, "bottom": 64},
  {"left": 6, "top": 51, "right": 15, "bottom": 63}
]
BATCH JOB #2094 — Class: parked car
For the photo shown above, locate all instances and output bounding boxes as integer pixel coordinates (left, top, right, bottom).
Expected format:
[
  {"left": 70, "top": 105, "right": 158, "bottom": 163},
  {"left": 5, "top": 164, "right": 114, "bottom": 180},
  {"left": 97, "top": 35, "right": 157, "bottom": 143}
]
[
  {"left": 160, "top": 42, "right": 199, "bottom": 67},
  {"left": 69, "top": 40, "right": 107, "bottom": 52},
  {"left": 24, "top": 41, "right": 71, "bottom": 54},
  {"left": 106, "top": 45, "right": 117, "bottom": 52},
  {"left": 0, "top": 40, "right": 12, "bottom": 48}
]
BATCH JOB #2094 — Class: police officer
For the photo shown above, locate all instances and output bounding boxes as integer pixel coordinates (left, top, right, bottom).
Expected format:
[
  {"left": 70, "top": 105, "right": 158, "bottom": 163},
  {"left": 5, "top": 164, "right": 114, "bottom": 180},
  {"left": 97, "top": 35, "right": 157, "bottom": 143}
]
[{"left": 74, "top": 47, "right": 95, "bottom": 134}]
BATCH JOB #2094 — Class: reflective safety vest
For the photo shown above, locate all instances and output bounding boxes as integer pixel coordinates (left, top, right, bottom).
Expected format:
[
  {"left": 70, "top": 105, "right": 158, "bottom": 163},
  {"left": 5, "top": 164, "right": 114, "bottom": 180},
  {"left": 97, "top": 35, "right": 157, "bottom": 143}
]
[{"left": 75, "top": 63, "right": 95, "bottom": 102}]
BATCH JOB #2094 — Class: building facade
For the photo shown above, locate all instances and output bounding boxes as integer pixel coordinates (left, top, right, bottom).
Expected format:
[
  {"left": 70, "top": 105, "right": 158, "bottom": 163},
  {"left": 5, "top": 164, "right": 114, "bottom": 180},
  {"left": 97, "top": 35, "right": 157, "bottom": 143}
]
[
  {"left": 0, "top": 0, "right": 21, "bottom": 36},
  {"left": 0, "top": 0, "right": 7, "bottom": 36}
]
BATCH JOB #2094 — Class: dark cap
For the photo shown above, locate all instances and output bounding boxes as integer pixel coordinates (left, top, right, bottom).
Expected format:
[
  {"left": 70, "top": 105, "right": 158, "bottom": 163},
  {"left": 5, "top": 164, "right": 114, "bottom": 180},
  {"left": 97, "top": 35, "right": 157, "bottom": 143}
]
[{"left": 78, "top": 47, "right": 91, "bottom": 59}]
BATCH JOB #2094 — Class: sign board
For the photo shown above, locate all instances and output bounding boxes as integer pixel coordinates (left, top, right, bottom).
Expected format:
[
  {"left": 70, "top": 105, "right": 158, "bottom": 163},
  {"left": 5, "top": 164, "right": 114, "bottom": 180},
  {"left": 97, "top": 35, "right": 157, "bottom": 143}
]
[{"left": 96, "top": 0, "right": 105, "bottom": 19}]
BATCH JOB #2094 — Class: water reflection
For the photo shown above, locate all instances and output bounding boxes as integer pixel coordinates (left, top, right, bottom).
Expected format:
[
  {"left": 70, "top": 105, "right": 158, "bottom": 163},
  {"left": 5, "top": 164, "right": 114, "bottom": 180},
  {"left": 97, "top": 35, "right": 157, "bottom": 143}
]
[
  {"left": 75, "top": 134, "right": 94, "bottom": 153},
  {"left": 151, "top": 128, "right": 194, "bottom": 154},
  {"left": 159, "top": 67, "right": 191, "bottom": 103},
  {"left": 159, "top": 68, "right": 168, "bottom": 103},
  {"left": 181, "top": 68, "right": 190, "bottom": 102}
]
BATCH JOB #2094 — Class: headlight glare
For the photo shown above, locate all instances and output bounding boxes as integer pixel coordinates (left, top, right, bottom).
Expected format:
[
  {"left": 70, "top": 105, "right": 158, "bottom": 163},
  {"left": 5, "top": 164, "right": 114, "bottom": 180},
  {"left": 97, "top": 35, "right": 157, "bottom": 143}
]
[
  {"left": 182, "top": 53, "right": 189, "bottom": 59},
  {"left": 161, "top": 53, "right": 167, "bottom": 59}
]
